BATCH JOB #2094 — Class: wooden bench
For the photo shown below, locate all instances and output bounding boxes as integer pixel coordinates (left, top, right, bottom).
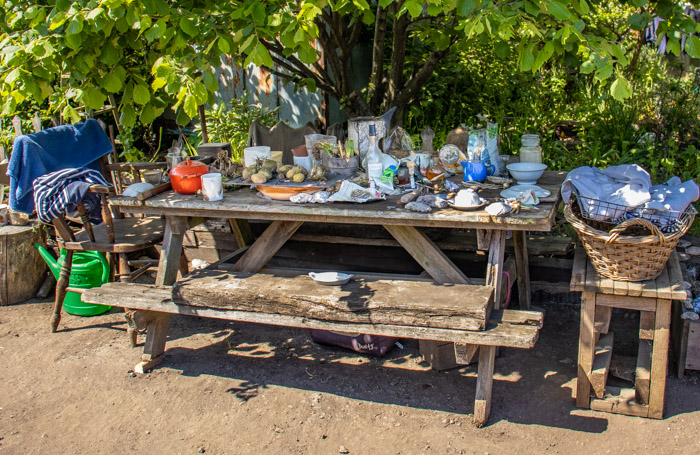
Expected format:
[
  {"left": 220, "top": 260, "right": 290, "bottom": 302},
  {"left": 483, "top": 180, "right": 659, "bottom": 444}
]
[{"left": 82, "top": 269, "right": 543, "bottom": 426}]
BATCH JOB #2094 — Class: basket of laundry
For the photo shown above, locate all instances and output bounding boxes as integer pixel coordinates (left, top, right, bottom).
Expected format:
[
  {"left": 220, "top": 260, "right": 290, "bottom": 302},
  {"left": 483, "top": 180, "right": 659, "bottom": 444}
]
[{"left": 562, "top": 165, "right": 698, "bottom": 282}]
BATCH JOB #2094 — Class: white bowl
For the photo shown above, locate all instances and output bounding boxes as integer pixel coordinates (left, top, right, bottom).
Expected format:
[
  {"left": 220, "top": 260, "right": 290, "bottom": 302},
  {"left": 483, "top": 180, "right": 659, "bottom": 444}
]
[
  {"left": 506, "top": 162, "right": 547, "bottom": 184},
  {"left": 308, "top": 272, "right": 354, "bottom": 286}
]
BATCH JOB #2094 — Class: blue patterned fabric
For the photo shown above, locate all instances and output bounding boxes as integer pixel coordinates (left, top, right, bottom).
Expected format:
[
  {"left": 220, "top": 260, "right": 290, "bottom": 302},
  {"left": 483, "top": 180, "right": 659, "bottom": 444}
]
[{"left": 33, "top": 168, "right": 109, "bottom": 224}]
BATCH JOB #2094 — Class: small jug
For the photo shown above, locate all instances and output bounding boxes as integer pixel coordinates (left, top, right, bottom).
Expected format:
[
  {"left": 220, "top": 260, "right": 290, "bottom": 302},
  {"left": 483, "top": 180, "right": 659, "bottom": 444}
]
[{"left": 462, "top": 160, "right": 488, "bottom": 182}]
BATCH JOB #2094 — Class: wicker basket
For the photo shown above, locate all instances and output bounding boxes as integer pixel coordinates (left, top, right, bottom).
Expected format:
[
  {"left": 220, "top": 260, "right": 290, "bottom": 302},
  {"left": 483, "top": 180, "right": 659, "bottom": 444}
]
[{"left": 564, "top": 203, "right": 694, "bottom": 281}]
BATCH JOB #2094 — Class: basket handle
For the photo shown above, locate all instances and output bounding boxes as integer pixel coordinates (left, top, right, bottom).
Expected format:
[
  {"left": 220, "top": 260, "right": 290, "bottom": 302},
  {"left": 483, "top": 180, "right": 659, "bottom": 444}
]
[{"left": 606, "top": 217, "right": 667, "bottom": 246}]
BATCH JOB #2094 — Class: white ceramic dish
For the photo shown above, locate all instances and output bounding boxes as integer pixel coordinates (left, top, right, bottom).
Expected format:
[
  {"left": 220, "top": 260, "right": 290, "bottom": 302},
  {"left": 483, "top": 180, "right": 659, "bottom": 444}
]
[
  {"left": 506, "top": 162, "right": 547, "bottom": 184},
  {"left": 500, "top": 185, "right": 551, "bottom": 199},
  {"left": 308, "top": 272, "right": 354, "bottom": 286}
]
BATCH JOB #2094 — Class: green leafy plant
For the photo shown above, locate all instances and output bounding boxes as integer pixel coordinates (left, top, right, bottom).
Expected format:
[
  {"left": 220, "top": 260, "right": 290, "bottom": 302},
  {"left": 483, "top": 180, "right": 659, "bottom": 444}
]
[{"left": 196, "top": 93, "right": 279, "bottom": 162}]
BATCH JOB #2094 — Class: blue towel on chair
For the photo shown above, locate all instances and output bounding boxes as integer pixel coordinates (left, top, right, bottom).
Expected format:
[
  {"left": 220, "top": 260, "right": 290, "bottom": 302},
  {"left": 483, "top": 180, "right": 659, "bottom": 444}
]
[{"left": 6, "top": 119, "right": 113, "bottom": 214}]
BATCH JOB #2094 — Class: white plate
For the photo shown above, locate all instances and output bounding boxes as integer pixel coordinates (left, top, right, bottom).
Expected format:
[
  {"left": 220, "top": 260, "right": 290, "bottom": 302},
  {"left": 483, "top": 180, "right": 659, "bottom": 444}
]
[
  {"left": 308, "top": 272, "right": 354, "bottom": 286},
  {"left": 500, "top": 185, "right": 551, "bottom": 199}
]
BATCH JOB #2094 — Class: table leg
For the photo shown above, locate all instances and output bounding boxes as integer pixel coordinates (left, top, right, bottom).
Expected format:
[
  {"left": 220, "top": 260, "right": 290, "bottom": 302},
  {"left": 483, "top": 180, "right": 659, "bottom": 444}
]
[
  {"left": 473, "top": 345, "right": 496, "bottom": 426},
  {"left": 512, "top": 231, "right": 531, "bottom": 310},
  {"left": 229, "top": 219, "right": 255, "bottom": 248},
  {"left": 134, "top": 216, "right": 187, "bottom": 372},
  {"left": 156, "top": 216, "right": 189, "bottom": 286},
  {"left": 232, "top": 220, "right": 303, "bottom": 273},
  {"left": 576, "top": 291, "right": 597, "bottom": 408},
  {"left": 486, "top": 230, "right": 506, "bottom": 309}
]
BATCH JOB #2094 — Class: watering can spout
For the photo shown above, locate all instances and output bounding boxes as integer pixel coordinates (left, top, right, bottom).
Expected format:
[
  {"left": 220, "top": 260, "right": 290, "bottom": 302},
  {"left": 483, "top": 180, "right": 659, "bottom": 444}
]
[{"left": 35, "top": 243, "right": 60, "bottom": 279}]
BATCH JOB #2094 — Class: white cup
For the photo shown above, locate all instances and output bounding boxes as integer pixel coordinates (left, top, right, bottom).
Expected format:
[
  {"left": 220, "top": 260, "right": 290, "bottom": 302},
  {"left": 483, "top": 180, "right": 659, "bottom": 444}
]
[
  {"left": 243, "top": 146, "right": 271, "bottom": 167},
  {"left": 201, "top": 173, "right": 223, "bottom": 202}
]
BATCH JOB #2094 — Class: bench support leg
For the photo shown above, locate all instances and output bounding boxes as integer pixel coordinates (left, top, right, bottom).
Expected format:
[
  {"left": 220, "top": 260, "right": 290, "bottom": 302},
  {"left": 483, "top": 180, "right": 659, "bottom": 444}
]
[
  {"left": 512, "top": 231, "right": 530, "bottom": 310},
  {"left": 473, "top": 345, "right": 496, "bottom": 427},
  {"left": 135, "top": 312, "right": 170, "bottom": 374}
]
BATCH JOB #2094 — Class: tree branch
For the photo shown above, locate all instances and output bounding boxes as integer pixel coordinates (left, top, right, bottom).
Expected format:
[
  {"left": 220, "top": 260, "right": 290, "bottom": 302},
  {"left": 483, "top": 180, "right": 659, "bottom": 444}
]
[
  {"left": 370, "top": 4, "right": 388, "bottom": 111},
  {"left": 387, "top": 1, "right": 409, "bottom": 106}
]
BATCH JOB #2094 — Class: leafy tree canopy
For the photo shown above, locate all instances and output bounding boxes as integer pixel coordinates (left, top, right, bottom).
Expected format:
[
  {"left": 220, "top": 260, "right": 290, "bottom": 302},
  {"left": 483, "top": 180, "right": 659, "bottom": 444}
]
[{"left": 1, "top": 0, "right": 699, "bottom": 127}]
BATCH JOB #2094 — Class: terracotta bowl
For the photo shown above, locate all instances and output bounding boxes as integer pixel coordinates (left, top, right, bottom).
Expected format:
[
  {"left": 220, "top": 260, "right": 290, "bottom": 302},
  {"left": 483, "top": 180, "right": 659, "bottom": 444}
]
[{"left": 257, "top": 185, "right": 324, "bottom": 201}]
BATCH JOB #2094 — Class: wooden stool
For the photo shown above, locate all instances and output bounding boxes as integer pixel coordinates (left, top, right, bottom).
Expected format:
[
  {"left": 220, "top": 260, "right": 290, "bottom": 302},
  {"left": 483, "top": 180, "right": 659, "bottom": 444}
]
[{"left": 570, "top": 247, "right": 686, "bottom": 418}]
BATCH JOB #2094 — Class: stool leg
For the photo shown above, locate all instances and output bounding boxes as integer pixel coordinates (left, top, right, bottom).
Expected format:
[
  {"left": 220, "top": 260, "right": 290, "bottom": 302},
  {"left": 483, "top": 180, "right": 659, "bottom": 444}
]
[
  {"left": 648, "top": 298, "right": 671, "bottom": 419},
  {"left": 473, "top": 345, "right": 496, "bottom": 426},
  {"left": 50, "top": 250, "right": 73, "bottom": 333},
  {"left": 577, "top": 291, "right": 596, "bottom": 408}
]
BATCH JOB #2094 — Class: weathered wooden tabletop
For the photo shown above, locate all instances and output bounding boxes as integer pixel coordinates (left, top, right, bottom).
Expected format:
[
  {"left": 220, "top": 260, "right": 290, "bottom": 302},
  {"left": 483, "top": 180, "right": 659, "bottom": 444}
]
[{"left": 110, "top": 171, "right": 566, "bottom": 232}]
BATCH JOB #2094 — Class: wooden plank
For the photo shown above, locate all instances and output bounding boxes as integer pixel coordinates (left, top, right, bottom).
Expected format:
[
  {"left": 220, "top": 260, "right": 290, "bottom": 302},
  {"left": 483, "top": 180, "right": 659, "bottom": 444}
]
[
  {"left": 613, "top": 276, "right": 629, "bottom": 297},
  {"left": 136, "top": 312, "right": 170, "bottom": 374},
  {"left": 635, "top": 339, "right": 652, "bottom": 405},
  {"left": 383, "top": 224, "right": 471, "bottom": 285},
  {"left": 584, "top": 258, "right": 600, "bottom": 293},
  {"left": 590, "top": 332, "right": 614, "bottom": 399},
  {"left": 666, "top": 251, "right": 687, "bottom": 300},
  {"left": 82, "top": 283, "right": 541, "bottom": 348},
  {"left": 512, "top": 231, "right": 531, "bottom": 310},
  {"left": 173, "top": 269, "right": 494, "bottom": 331},
  {"left": 654, "top": 266, "right": 672, "bottom": 300},
  {"left": 648, "top": 299, "right": 671, "bottom": 419},
  {"left": 229, "top": 219, "right": 255, "bottom": 248},
  {"left": 473, "top": 345, "right": 496, "bottom": 427},
  {"left": 686, "top": 323, "right": 700, "bottom": 371},
  {"left": 155, "top": 216, "right": 188, "bottom": 286},
  {"left": 594, "top": 306, "right": 612, "bottom": 334},
  {"left": 598, "top": 272, "right": 615, "bottom": 295},
  {"left": 595, "top": 293, "right": 657, "bottom": 312},
  {"left": 590, "top": 386, "right": 649, "bottom": 417},
  {"left": 570, "top": 246, "right": 587, "bottom": 292},
  {"left": 419, "top": 340, "right": 457, "bottom": 371},
  {"left": 136, "top": 182, "right": 171, "bottom": 201},
  {"left": 627, "top": 279, "right": 643, "bottom": 297},
  {"left": 639, "top": 311, "right": 655, "bottom": 341},
  {"left": 232, "top": 220, "right": 303, "bottom": 273},
  {"left": 475, "top": 229, "right": 492, "bottom": 251},
  {"left": 576, "top": 291, "right": 596, "bottom": 408},
  {"left": 640, "top": 275, "right": 658, "bottom": 298}
]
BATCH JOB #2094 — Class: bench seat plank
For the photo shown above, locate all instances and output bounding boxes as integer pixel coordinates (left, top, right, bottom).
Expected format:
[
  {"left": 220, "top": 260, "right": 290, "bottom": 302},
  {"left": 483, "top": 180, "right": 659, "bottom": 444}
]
[
  {"left": 172, "top": 269, "right": 494, "bottom": 331},
  {"left": 82, "top": 282, "right": 541, "bottom": 348}
]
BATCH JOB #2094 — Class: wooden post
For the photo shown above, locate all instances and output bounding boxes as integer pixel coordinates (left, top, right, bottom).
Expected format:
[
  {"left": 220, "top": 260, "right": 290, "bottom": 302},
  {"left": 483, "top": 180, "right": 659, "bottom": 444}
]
[
  {"left": 648, "top": 299, "right": 671, "bottom": 419},
  {"left": 155, "top": 216, "right": 189, "bottom": 286}
]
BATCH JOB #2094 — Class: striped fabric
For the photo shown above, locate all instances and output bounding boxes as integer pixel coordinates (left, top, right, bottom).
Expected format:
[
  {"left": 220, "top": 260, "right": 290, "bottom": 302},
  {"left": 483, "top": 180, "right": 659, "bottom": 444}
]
[{"left": 33, "top": 168, "right": 110, "bottom": 224}]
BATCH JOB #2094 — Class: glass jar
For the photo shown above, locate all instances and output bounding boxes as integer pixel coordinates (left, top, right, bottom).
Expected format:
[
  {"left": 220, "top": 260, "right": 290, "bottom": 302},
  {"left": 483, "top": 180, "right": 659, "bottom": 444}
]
[
  {"left": 426, "top": 156, "right": 445, "bottom": 181},
  {"left": 519, "top": 134, "right": 542, "bottom": 163}
]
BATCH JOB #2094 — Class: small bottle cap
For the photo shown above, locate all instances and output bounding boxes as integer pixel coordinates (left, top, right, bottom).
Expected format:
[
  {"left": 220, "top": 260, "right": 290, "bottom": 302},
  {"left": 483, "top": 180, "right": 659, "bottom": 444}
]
[{"left": 368, "top": 124, "right": 376, "bottom": 136}]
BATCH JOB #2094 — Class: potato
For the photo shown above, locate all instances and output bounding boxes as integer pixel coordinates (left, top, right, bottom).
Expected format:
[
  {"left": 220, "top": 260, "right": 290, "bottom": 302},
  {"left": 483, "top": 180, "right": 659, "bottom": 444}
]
[
  {"left": 292, "top": 173, "right": 306, "bottom": 183},
  {"left": 286, "top": 168, "right": 298, "bottom": 179},
  {"left": 242, "top": 168, "right": 254, "bottom": 180},
  {"left": 278, "top": 164, "right": 292, "bottom": 174},
  {"left": 260, "top": 169, "right": 273, "bottom": 179},
  {"left": 262, "top": 159, "right": 277, "bottom": 172},
  {"left": 251, "top": 173, "right": 268, "bottom": 184}
]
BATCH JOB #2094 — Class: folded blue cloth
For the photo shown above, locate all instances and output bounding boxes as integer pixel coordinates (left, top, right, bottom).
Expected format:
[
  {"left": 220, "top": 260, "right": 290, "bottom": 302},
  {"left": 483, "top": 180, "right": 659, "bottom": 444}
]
[
  {"left": 6, "top": 119, "right": 113, "bottom": 214},
  {"left": 33, "top": 168, "right": 109, "bottom": 224}
]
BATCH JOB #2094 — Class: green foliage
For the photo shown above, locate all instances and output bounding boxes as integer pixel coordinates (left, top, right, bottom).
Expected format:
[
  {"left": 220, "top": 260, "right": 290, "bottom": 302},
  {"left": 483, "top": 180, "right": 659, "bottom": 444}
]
[{"left": 195, "top": 92, "right": 280, "bottom": 161}]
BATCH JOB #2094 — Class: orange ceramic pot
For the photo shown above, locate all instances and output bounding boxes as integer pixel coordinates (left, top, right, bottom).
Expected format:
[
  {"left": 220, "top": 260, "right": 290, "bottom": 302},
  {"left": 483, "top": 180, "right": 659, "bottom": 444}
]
[{"left": 169, "top": 158, "right": 209, "bottom": 194}]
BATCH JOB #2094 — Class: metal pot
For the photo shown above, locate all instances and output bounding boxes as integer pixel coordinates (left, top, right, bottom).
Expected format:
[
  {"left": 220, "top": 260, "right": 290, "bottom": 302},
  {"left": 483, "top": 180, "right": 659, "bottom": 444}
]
[{"left": 169, "top": 158, "right": 209, "bottom": 194}]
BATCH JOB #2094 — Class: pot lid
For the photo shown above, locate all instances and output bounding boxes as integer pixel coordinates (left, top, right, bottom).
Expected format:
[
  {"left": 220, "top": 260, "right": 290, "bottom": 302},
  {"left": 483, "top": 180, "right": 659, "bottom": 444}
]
[{"left": 169, "top": 158, "right": 209, "bottom": 176}]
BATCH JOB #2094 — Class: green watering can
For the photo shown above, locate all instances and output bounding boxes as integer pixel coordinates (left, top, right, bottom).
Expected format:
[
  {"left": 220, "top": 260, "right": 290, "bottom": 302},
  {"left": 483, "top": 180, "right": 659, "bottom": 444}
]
[{"left": 35, "top": 244, "right": 111, "bottom": 316}]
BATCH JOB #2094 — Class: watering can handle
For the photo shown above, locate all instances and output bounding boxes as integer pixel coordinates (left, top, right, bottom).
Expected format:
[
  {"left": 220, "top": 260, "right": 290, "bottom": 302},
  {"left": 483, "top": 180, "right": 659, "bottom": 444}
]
[{"left": 94, "top": 251, "right": 110, "bottom": 283}]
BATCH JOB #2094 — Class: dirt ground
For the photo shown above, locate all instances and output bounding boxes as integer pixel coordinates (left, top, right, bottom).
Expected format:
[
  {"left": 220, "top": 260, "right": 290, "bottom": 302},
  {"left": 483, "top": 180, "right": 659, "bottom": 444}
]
[{"left": 1, "top": 297, "right": 699, "bottom": 455}]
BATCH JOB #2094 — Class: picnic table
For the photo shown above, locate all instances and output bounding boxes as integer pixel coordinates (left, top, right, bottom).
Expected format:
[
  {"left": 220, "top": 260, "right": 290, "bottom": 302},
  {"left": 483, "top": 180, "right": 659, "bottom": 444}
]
[{"left": 84, "top": 170, "right": 566, "bottom": 425}]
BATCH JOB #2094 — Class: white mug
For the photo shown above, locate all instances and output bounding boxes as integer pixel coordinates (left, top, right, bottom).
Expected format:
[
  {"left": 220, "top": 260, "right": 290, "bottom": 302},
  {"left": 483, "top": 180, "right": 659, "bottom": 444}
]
[{"left": 201, "top": 173, "right": 223, "bottom": 202}]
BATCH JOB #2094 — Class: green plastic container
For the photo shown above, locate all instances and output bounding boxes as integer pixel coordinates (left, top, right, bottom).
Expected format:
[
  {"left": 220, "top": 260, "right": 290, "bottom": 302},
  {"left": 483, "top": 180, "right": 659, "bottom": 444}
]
[{"left": 35, "top": 244, "right": 111, "bottom": 316}]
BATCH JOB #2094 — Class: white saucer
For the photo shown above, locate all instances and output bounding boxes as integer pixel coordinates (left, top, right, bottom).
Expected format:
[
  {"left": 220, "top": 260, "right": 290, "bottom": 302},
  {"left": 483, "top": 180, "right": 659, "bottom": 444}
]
[
  {"left": 449, "top": 199, "right": 487, "bottom": 211},
  {"left": 308, "top": 272, "right": 354, "bottom": 285},
  {"left": 500, "top": 185, "right": 551, "bottom": 199}
]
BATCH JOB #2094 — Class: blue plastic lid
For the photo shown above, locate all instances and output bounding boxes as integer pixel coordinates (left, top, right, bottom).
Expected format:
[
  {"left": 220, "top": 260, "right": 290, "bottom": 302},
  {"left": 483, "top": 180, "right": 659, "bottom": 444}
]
[{"left": 368, "top": 124, "right": 376, "bottom": 136}]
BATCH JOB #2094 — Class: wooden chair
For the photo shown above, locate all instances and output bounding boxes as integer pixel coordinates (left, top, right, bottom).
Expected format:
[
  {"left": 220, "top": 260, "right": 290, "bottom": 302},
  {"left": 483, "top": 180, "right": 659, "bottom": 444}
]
[{"left": 9, "top": 115, "right": 177, "bottom": 344}]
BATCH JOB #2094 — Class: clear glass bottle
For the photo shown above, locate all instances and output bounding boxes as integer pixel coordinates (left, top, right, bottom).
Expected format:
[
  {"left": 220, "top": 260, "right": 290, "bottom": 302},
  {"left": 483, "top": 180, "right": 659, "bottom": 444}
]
[
  {"left": 366, "top": 124, "right": 383, "bottom": 182},
  {"left": 519, "top": 133, "right": 542, "bottom": 163}
]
